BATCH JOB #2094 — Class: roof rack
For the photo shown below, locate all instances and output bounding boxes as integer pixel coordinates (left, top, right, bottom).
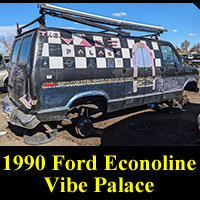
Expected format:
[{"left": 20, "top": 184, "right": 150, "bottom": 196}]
[{"left": 17, "top": 3, "right": 168, "bottom": 37}]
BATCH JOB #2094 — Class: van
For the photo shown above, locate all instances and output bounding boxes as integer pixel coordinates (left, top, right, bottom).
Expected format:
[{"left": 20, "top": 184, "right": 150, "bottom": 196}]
[{"left": 1, "top": 4, "right": 199, "bottom": 144}]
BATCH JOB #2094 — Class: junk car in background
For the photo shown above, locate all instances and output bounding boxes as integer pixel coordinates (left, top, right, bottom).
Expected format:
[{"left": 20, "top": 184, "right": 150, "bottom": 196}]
[
  {"left": 189, "top": 53, "right": 200, "bottom": 68},
  {"left": 0, "top": 54, "right": 9, "bottom": 89}
]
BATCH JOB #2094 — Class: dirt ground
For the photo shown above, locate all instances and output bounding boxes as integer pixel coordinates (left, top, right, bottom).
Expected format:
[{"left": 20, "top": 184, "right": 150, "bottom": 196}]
[{"left": 0, "top": 89, "right": 200, "bottom": 146}]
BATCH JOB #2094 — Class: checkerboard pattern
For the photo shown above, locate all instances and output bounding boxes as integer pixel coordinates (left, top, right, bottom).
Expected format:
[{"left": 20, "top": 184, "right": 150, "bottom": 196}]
[{"left": 40, "top": 31, "right": 162, "bottom": 69}]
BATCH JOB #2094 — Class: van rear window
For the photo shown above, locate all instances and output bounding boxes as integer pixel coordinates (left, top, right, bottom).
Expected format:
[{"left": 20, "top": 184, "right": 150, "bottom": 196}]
[
  {"left": 18, "top": 36, "right": 32, "bottom": 64},
  {"left": 11, "top": 39, "right": 21, "bottom": 63}
]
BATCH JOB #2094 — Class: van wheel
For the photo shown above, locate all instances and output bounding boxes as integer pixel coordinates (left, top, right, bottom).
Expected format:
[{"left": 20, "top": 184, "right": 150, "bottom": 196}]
[
  {"left": 75, "top": 117, "right": 93, "bottom": 138},
  {"left": 166, "top": 99, "right": 175, "bottom": 107},
  {"left": 23, "top": 122, "right": 58, "bottom": 145}
]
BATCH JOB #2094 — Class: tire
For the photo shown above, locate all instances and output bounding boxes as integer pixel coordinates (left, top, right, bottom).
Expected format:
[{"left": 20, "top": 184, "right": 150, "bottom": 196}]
[
  {"left": 75, "top": 117, "right": 94, "bottom": 138},
  {"left": 23, "top": 122, "right": 58, "bottom": 145}
]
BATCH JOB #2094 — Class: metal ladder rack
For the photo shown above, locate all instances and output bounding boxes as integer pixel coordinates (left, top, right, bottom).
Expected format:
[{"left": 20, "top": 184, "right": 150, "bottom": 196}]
[{"left": 17, "top": 4, "right": 168, "bottom": 37}]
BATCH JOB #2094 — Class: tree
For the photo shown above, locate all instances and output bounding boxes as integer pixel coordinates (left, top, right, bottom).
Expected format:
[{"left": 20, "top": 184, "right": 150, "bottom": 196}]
[
  {"left": 180, "top": 40, "right": 190, "bottom": 52},
  {"left": 0, "top": 34, "right": 14, "bottom": 54}
]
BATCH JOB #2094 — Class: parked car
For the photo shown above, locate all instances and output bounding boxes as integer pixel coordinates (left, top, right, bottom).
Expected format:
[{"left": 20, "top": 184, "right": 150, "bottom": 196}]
[
  {"left": 188, "top": 54, "right": 194, "bottom": 60},
  {"left": 0, "top": 55, "right": 8, "bottom": 89},
  {"left": 185, "top": 53, "right": 200, "bottom": 68}
]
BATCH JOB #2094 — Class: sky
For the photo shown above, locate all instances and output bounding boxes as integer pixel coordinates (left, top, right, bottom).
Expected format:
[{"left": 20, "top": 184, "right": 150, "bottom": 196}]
[{"left": 0, "top": 3, "right": 199, "bottom": 53}]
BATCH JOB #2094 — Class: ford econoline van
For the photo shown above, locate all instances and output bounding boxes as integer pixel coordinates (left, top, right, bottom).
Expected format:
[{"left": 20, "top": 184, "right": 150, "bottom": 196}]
[{"left": 1, "top": 4, "right": 199, "bottom": 144}]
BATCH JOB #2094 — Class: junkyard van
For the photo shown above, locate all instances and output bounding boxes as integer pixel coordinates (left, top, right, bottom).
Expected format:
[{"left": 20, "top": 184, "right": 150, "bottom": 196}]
[{"left": 1, "top": 4, "right": 199, "bottom": 144}]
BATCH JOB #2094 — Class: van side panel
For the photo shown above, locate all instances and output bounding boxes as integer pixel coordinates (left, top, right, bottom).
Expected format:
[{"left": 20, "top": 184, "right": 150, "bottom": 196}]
[
  {"left": 37, "top": 31, "right": 157, "bottom": 112},
  {"left": 34, "top": 30, "right": 165, "bottom": 115},
  {"left": 33, "top": 29, "right": 198, "bottom": 122}
]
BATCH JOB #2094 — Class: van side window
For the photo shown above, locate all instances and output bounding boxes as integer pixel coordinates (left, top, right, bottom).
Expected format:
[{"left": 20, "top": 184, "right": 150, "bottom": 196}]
[
  {"left": 11, "top": 39, "right": 21, "bottom": 63},
  {"left": 18, "top": 36, "right": 32, "bottom": 64},
  {"left": 161, "top": 45, "right": 179, "bottom": 65}
]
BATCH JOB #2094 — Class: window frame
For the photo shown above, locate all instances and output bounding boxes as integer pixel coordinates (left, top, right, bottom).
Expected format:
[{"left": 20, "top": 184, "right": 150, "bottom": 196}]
[
  {"left": 10, "top": 39, "right": 22, "bottom": 64},
  {"left": 160, "top": 43, "right": 181, "bottom": 66},
  {"left": 18, "top": 34, "right": 33, "bottom": 66}
]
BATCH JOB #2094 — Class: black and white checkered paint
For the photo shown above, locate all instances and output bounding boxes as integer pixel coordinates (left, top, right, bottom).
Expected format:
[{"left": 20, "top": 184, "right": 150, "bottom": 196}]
[{"left": 40, "top": 30, "right": 162, "bottom": 70}]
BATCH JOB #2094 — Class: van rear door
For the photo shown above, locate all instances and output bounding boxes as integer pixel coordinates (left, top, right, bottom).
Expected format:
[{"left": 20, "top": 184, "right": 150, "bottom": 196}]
[{"left": 9, "top": 35, "right": 33, "bottom": 109}]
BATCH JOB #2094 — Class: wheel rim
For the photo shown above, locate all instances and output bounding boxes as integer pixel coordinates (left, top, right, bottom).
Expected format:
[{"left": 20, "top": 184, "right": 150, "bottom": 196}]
[{"left": 75, "top": 117, "right": 93, "bottom": 137}]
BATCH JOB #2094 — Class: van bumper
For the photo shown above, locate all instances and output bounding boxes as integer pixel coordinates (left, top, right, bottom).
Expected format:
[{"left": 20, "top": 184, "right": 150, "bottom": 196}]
[{"left": 1, "top": 95, "right": 40, "bottom": 129}]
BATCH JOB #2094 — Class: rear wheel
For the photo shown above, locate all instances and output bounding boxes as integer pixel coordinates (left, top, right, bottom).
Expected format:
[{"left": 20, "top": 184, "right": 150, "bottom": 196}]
[
  {"left": 75, "top": 117, "right": 93, "bottom": 138},
  {"left": 67, "top": 101, "right": 106, "bottom": 137}
]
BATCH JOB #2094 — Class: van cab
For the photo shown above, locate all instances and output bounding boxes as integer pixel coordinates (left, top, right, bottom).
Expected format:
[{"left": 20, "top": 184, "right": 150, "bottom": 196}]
[{"left": 1, "top": 4, "right": 199, "bottom": 144}]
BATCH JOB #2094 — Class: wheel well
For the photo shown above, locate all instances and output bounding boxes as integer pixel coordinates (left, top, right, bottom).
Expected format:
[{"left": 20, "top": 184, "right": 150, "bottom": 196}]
[
  {"left": 4, "top": 77, "right": 8, "bottom": 86},
  {"left": 70, "top": 96, "right": 108, "bottom": 113},
  {"left": 184, "top": 81, "right": 198, "bottom": 92}
]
